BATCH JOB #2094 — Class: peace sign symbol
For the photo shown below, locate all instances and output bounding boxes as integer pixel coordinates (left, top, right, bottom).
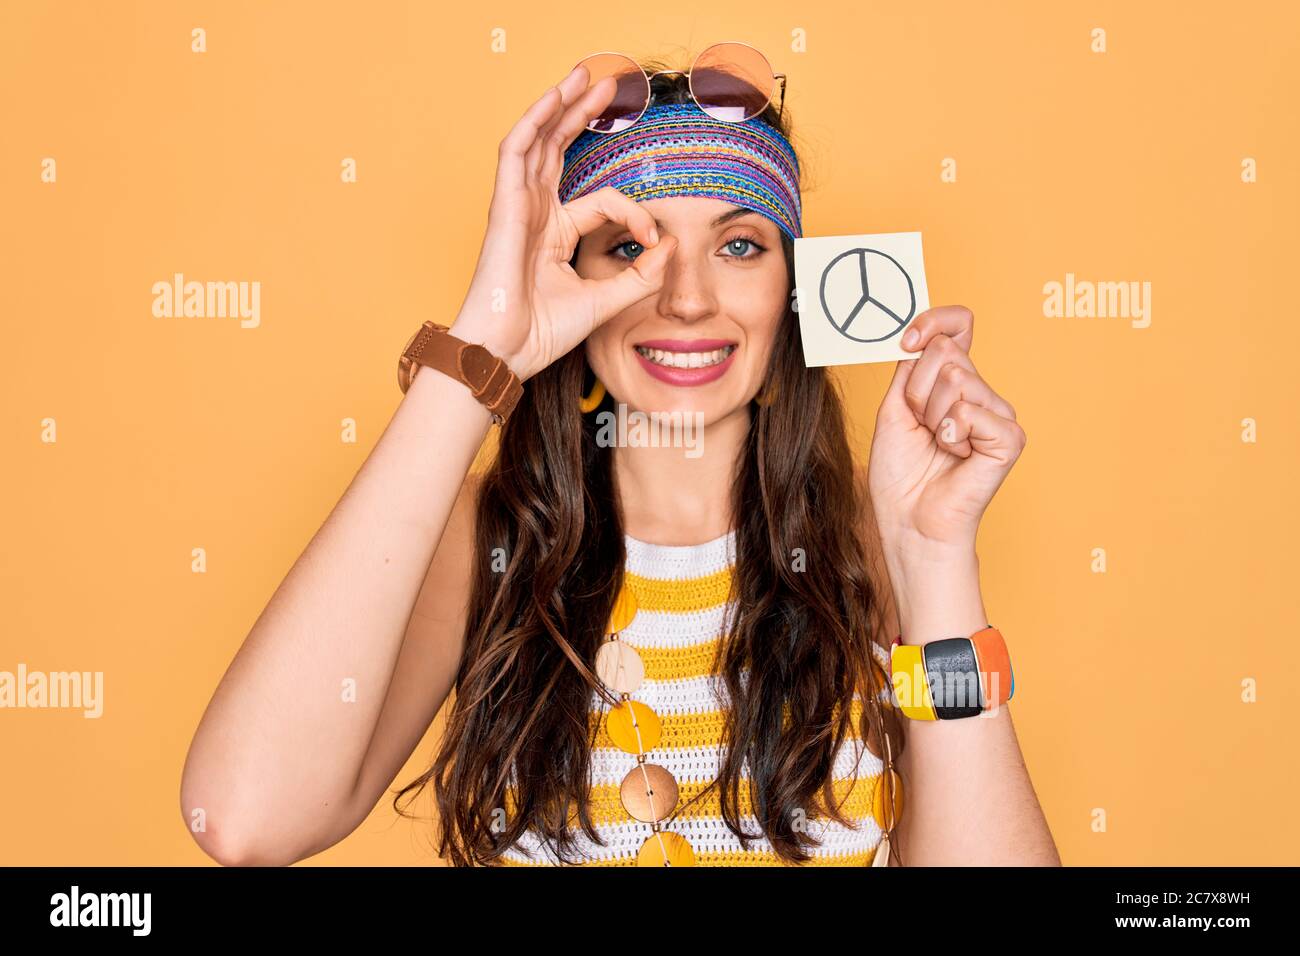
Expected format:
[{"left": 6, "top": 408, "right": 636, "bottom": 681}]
[{"left": 818, "top": 247, "right": 918, "bottom": 343}]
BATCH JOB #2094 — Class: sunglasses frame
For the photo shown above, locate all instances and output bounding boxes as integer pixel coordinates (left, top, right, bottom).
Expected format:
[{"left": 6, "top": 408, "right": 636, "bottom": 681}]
[{"left": 574, "top": 39, "right": 787, "bottom": 133}]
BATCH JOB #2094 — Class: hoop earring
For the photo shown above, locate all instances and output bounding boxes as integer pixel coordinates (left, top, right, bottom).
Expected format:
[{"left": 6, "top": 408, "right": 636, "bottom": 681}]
[
  {"left": 754, "top": 380, "right": 778, "bottom": 407},
  {"left": 579, "top": 377, "right": 606, "bottom": 413}
]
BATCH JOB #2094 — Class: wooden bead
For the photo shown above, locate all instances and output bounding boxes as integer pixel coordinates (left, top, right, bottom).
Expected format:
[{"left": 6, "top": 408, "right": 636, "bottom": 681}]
[
  {"left": 595, "top": 640, "right": 645, "bottom": 694},
  {"left": 871, "top": 832, "right": 891, "bottom": 868},
  {"left": 637, "top": 830, "right": 696, "bottom": 867},
  {"left": 619, "top": 763, "right": 679, "bottom": 822},
  {"left": 607, "top": 584, "right": 638, "bottom": 635},
  {"left": 606, "top": 700, "right": 661, "bottom": 754},
  {"left": 872, "top": 768, "right": 904, "bottom": 831}
]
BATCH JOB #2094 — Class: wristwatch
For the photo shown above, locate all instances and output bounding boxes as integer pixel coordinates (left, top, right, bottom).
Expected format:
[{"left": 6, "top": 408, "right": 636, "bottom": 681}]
[{"left": 397, "top": 321, "right": 524, "bottom": 425}]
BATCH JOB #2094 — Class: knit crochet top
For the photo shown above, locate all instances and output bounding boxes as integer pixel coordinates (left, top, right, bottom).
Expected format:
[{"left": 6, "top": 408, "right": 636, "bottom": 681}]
[{"left": 498, "top": 528, "right": 895, "bottom": 866}]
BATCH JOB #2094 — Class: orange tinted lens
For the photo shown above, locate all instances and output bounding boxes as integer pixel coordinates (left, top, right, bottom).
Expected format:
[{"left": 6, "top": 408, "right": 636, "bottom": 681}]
[
  {"left": 575, "top": 52, "right": 649, "bottom": 132},
  {"left": 690, "top": 42, "right": 775, "bottom": 122}
]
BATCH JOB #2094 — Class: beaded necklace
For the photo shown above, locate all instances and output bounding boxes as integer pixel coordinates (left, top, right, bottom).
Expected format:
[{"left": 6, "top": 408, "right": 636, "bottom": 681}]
[{"left": 595, "top": 578, "right": 902, "bottom": 867}]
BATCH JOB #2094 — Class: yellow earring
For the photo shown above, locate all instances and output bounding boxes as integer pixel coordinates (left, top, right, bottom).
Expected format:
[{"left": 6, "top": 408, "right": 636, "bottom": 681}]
[{"left": 579, "top": 377, "right": 606, "bottom": 413}]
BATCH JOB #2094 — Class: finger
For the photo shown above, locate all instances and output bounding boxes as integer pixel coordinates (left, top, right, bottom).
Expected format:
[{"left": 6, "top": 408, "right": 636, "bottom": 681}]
[
  {"left": 494, "top": 79, "right": 573, "bottom": 201},
  {"left": 582, "top": 233, "right": 678, "bottom": 333},
  {"left": 921, "top": 364, "right": 1016, "bottom": 435},
  {"left": 877, "top": 354, "right": 920, "bottom": 428},
  {"left": 540, "top": 73, "right": 621, "bottom": 186},
  {"left": 562, "top": 185, "right": 660, "bottom": 251},
  {"left": 902, "top": 333, "right": 975, "bottom": 424},
  {"left": 900, "top": 304, "right": 975, "bottom": 356},
  {"left": 934, "top": 401, "right": 1027, "bottom": 467},
  {"left": 526, "top": 66, "right": 598, "bottom": 186}
]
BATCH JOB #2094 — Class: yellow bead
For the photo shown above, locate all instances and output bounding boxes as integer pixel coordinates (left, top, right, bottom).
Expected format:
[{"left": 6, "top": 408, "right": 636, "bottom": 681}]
[
  {"left": 872, "top": 768, "right": 904, "bottom": 831},
  {"left": 607, "top": 584, "right": 638, "bottom": 635},
  {"left": 637, "top": 831, "right": 696, "bottom": 867},
  {"left": 606, "top": 700, "right": 661, "bottom": 754}
]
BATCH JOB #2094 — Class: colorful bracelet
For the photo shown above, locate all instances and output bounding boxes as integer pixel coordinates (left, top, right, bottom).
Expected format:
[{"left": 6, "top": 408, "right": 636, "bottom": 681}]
[{"left": 887, "top": 625, "right": 1015, "bottom": 720}]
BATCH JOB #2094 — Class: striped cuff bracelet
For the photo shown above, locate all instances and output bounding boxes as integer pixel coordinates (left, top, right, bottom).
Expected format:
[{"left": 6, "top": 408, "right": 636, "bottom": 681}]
[{"left": 888, "top": 625, "right": 1015, "bottom": 720}]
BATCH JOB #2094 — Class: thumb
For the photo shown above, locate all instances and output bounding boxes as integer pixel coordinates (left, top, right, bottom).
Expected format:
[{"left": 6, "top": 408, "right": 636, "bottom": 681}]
[
  {"left": 878, "top": 356, "right": 920, "bottom": 426},
  {"left": 586, "top": 235, "right": 677, "bottom": 328}
]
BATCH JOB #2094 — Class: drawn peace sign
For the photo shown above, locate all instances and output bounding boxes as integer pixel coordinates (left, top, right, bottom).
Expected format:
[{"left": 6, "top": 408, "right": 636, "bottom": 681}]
[{"left": 819, "top": 247, "right": 918, "bottom": 344}]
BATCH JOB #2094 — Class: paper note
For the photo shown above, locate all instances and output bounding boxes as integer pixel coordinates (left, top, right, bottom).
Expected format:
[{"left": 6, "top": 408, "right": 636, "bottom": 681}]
[{"left": 793, "top": 232, "right": 930, "bottom": 367}]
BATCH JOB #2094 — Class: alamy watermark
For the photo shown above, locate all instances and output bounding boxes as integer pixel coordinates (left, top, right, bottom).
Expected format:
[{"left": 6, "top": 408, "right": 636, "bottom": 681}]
[
  {"left": 49, "top": 885, "right": 150, "bottom": 935},
  {"left": 593, "top": 402, "right": 705, "bottom": 459},
  {"left": 152, "top": 273, "right": 260, "bottom": 328},
  {"left": 1042, "top": 272, "right": 1151, "bottom": 328},
  {"left": 0, "top": 664, "right": 103, "bottom": 718}
]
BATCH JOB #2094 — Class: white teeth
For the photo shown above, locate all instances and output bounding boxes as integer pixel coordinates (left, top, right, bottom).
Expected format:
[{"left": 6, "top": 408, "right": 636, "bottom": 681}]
[{"left": 635, "top": 345, "right": 735, "bottom": 368}]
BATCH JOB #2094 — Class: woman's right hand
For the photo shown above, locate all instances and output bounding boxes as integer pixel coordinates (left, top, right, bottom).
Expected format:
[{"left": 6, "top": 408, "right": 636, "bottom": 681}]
[{"left": 449, "top": 65, "right": 679, "bottom": 382}]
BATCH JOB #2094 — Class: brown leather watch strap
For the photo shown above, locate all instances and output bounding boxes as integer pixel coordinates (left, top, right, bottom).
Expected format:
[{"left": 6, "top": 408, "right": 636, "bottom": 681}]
[{"left": 398, "top": 321, "right": 524, "bottom": 425}]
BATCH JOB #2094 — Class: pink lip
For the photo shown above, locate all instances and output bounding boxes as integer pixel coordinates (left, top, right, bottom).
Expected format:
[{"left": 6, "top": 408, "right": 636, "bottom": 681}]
[{"left": 633, "top": 341, "right": 738, "bottom": 387}]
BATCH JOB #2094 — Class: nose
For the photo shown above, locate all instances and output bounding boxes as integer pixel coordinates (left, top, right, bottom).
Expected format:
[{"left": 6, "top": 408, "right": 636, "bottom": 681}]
[{"left": 655, "top": 242, "right": 718, "bottom": 324}]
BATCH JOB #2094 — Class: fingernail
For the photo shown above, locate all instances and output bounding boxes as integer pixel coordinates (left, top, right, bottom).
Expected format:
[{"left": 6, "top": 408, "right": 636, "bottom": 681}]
[
  {"left": 649, "top": 227, "right": 659, "bottom": 244},
  {"left": 903, "top": 328, "right": 919, "bottom": 348}
]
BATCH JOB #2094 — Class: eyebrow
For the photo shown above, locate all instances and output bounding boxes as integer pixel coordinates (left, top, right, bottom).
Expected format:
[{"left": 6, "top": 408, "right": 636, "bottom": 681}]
[
  {"left": 708, "top": 205, "right": 761, "bottom": 228},
  {"left": 643, "top": 205, "right": 763, "bottom": 230}
]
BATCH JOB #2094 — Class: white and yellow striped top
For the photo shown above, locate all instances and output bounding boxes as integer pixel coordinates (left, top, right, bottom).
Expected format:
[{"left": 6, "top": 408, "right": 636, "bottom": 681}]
[{"left": 499, "top": 528, "right": 895, "bottom": 866}]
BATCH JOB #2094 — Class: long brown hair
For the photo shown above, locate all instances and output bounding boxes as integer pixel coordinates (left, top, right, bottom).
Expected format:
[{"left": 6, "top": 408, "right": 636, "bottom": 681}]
[{"left": 395, "top": 63, "right": 907, "bottom": 866}]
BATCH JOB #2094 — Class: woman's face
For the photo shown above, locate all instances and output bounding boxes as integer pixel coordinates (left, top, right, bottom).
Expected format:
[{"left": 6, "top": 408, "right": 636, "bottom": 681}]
[{"left": 575, "top": 196, "right": 789, "bottom": 424}]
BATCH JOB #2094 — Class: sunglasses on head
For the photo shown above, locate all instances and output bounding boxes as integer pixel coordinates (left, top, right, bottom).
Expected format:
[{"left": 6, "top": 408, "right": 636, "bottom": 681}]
[{"left": 573, "top": 40, "right": 787, "bottom": 133}]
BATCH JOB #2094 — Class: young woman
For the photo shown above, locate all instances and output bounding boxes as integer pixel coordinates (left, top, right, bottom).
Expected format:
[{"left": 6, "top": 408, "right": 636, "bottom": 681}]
[{"left": 181, "top": 45, "right": 1060, "bottom": 867}]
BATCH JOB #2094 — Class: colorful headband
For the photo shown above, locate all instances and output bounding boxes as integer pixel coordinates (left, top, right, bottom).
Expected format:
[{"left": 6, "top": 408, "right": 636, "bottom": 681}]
[{"left": 558, "top": 101, "right": 803, "bottom": 242}]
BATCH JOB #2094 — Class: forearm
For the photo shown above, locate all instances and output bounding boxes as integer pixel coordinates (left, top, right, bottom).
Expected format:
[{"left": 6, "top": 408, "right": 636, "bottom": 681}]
[
  {"left": 885, "top": 547, "right": 1061, "bottom": 866},
  {"left": 182, "top": 352, "right": 492, "bottom": 860}
]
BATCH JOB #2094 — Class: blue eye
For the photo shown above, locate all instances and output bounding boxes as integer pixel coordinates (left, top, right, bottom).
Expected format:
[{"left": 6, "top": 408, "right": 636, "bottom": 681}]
[
  {"left": 606, "top": 233, "right": 767, "bottom": 261},
  {"left": 610, "top": 240, "right": 645, "bottom": 260},
  {"left": 723, "top": 232, "right": 767, "bottom": 258}
]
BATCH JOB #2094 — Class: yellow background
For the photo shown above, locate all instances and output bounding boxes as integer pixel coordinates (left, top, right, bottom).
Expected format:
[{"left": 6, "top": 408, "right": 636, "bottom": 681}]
[{"left": 2, "top": 0, "right": 1296, "bottom": 865}]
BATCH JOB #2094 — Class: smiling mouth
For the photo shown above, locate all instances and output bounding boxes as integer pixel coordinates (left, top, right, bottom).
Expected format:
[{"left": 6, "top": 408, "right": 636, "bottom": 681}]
[{"left": 633, "top": 344, "right": 737, "bottom": 369}]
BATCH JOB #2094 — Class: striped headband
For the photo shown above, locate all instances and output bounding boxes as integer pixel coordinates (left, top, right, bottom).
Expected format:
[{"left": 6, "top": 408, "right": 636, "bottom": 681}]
[{"left": 559, "top": 101, "right": 803, "bottom": 241}]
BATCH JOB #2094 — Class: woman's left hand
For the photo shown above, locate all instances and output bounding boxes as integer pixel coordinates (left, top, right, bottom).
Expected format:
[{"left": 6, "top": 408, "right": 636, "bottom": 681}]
[{"left": 867, "top": 305, "right": 1026, "bottom": 560}]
